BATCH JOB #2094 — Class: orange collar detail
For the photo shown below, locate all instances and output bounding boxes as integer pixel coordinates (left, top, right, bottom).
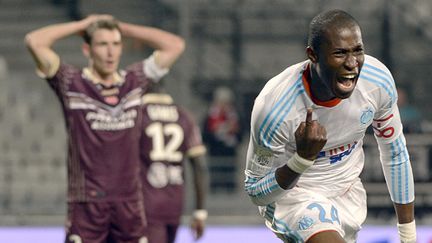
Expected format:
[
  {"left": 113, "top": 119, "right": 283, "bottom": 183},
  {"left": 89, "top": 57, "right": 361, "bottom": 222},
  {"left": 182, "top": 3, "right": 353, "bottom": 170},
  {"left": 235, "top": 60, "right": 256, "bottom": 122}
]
[{"left": 302, "top": 64, "right": 341, "bottom": 107}]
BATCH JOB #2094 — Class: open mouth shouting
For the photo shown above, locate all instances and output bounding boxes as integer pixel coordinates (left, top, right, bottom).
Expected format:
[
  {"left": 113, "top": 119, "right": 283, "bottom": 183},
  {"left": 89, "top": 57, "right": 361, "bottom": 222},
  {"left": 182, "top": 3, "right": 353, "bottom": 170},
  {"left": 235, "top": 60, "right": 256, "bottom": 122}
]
[{"left": 337, "top": 73, "right": 357, "bottom": 93}]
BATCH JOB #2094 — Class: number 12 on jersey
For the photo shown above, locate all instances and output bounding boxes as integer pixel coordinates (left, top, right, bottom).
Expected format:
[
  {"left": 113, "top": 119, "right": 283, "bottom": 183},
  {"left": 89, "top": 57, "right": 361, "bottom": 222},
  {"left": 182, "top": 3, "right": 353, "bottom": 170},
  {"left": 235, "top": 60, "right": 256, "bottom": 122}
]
[{"left": 146, "top": 122, "right": 184, "bottom": 163}]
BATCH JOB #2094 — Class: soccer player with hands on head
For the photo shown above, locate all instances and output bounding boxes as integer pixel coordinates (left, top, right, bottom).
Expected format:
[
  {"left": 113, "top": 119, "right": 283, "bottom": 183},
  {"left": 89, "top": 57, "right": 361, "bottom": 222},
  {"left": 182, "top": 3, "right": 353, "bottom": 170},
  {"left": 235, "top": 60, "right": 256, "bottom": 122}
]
[
  {"left": 245, "top": 9, "right": 416, "bottom": 243},
  {"left": 25, "top": 14, "right": 185, "bottom": 243}
]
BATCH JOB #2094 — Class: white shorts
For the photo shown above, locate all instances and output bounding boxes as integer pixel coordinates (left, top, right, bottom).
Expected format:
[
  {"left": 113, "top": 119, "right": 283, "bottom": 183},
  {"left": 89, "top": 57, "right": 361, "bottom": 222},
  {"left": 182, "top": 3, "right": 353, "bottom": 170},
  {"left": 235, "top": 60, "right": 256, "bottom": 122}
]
[{"left": 259, "top": 179, "right": 367, "bottom": 243}]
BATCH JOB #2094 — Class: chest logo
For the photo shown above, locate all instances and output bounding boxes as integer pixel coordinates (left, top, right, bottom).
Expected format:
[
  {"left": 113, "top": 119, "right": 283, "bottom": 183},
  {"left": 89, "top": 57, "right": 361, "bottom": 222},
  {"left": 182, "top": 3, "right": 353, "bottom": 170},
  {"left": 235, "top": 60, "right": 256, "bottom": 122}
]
[{"left": 360, "top": 107, "right": 374, "bottom": 124}]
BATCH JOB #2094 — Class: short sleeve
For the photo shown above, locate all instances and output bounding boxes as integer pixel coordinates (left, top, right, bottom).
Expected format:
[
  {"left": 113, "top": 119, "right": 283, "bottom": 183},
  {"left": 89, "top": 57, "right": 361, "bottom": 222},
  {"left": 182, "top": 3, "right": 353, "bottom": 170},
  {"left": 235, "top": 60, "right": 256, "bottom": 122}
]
[{"left": 143, "top": 53, "right": 169, "bottom": 82}]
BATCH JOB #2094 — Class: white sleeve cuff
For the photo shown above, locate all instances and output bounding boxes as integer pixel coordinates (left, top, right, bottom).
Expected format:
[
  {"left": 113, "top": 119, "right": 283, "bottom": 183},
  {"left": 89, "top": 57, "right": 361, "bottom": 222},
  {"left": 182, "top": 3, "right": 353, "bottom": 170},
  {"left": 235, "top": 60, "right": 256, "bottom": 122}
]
[
  {"left": 143, "top": 53, "right": 169, "bottom": 82},
  {"left": 397, "top": 220, "right": 416, "bottom": 243},
  {"left": 286, "top": 153, "right": 314, "bottom": 174}
]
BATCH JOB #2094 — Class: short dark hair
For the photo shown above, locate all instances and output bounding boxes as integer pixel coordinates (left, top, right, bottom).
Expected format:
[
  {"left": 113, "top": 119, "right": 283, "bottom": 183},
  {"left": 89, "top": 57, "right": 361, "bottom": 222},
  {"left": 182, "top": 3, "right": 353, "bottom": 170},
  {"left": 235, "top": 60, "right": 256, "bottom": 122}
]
[
  {"left": 307, "top": 10, "right": 360, "bottom": 52},
  {"left": 83, "top": 18, "right": 121, "bottom": 44}
]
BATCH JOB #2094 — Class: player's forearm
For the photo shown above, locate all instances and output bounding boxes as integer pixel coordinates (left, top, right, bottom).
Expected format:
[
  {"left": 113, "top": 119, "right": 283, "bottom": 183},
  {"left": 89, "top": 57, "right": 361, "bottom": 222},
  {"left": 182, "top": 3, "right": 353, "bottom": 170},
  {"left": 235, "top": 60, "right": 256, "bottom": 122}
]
[
  {"left": 118, "top": 22, "right": 185, "bottom": 68},
  {"left": 119, "top": 22, "right": 184, "bottom": 52},
  {"left": 275, "top": 165, "right": 301, "bottom": 190},
  {"left": 245, "top": 172, "right": 287, "bottom": 206},
  {"left": 191, "top": 156, "right": 208, "bottom": 210},
  {"left": 193, "top": 173, "right": 207, "bottom": 210},
  {"left": 394, "top": 201, "right": 415, "bottom": 224},
  {"left": 275, "top": 151, "right": 317, "bottom": 189},
  {"left": 394, "top": 201, "right": 416, "bottom": 243},
  {"left": 378, "top": 134, "right": 415, "bottom": 204},
  {"left": 25, "top": 21, "right": 86, "bottom": 48}
]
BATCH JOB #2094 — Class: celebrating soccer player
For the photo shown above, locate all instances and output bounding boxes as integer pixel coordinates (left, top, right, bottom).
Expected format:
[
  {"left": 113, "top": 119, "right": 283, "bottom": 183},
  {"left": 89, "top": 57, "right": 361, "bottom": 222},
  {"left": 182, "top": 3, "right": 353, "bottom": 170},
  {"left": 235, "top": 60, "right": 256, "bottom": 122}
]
[{"left": 245, "top": 9, "right": 416, "bottom": 243}]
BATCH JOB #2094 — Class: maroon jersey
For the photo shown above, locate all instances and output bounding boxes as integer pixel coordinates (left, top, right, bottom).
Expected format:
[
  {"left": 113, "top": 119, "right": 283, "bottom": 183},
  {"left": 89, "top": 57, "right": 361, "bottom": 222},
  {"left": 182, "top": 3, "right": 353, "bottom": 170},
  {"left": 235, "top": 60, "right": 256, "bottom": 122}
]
[
  {"left": 47, "top": 62, "right": 154, "bottom": 202},
  {"left": 140, "top": 93, "right": 206, "bottom": 223}
]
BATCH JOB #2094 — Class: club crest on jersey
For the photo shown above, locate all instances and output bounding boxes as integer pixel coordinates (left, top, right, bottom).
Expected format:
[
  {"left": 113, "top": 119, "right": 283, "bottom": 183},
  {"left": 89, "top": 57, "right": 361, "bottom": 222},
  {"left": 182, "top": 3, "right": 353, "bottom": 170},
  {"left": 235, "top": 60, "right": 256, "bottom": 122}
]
[
  {"left": 360, "top": 107, "right": 374, "bottom": 124},
  {"left": 298, "top": 216, "right": 315, "bottom": 231}
]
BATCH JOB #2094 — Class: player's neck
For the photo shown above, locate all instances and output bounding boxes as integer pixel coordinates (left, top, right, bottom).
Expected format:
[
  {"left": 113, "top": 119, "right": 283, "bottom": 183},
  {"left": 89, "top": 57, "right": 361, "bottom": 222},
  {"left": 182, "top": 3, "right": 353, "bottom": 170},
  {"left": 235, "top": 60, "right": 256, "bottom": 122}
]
[
  {"left": 309, "top": 66, "right": 336, "bottom": 102},
  {"left": 90, "top": 68, "right": 116, "bottom": 87}
]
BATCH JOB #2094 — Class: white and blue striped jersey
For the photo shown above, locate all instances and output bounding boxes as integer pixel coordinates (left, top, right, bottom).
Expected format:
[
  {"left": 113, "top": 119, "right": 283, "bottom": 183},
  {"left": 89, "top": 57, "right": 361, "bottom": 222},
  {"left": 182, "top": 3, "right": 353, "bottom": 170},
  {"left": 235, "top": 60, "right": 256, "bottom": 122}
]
[{"left": 245, "top": 55, "right": 415, "bottom": 206}]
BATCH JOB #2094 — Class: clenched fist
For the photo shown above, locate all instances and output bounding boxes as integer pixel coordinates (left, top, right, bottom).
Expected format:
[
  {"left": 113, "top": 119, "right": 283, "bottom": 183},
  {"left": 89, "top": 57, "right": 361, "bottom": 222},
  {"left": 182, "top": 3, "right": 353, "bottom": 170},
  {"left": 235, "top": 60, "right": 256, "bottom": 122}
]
[{"left": 295, "top": 108, "right": 327, "bottom": 160}]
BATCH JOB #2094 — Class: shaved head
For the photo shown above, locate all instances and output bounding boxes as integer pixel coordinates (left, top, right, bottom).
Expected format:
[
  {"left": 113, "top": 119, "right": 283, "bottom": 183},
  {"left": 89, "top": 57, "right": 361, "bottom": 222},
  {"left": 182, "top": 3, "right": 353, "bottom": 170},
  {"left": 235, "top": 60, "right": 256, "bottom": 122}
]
[{"left": 308, "top": 10, "right": 360, "bottom": 52}]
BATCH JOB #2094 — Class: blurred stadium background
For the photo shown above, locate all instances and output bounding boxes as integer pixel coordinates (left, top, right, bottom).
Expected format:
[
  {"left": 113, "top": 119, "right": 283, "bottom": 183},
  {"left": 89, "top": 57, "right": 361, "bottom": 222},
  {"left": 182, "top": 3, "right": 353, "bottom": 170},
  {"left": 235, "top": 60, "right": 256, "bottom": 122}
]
[{"left": 0, "top": 0, "right": 431, "bottom": 242}]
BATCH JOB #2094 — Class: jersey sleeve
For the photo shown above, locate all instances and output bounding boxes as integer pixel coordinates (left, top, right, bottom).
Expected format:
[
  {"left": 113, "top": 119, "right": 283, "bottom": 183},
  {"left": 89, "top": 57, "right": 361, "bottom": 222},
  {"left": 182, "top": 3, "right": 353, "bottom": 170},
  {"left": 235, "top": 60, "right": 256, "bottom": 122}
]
[
  {"left": 143, "top": 53, "right": 169, "bottom": 82},
  {"left": 181, "top": 108, "right": 206, "bottom": 158},
  {"left": 371, "top": 63, "right": 415, "bottom": 204},
  {"left": 126, "top": 53, "right": 169, "bottom": 84},
  {"left": 244, "top": 95, "right": 293, "bottom": 206},
  {"left": 45, "top": 63, "right": 79, "bottom": 101}
]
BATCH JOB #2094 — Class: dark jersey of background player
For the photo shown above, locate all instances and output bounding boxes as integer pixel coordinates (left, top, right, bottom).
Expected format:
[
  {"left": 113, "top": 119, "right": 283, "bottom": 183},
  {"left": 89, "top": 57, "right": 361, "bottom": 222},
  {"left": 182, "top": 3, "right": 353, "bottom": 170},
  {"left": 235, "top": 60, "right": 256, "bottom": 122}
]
[
  {"left": 25, "top": 14, "right": 185, "bottom": 243},
  {"left": 47, "top": 62, "right": 152, "bottom": 202},
  {"left": 140, "top": 88, "right": 208, "bottom": 243}
]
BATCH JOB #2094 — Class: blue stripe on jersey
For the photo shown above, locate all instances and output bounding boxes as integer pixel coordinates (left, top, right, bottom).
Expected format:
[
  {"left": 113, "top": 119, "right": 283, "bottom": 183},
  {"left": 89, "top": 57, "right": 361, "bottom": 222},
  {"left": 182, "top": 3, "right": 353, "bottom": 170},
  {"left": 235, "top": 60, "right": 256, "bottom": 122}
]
[
  {"left": 390, "top": 136, "right": 411, "bottom": 203},
  {"left": 258, "top": 75, "right": 302, "bottom": 145},
  {"left": 260, "top": 82, "right": 304, "bottom": 148},
  {"left": 361, "top": 68, "right": 395, "bottom": 97},
  {"left": 360, "top": 65, "right": 396, "bottom": 105},
  {"left": 363, "top": 63, "right": 393, "bottom": 81},
  {"left": 396, "top": 137, "right": 410, "bottom": 203},
  {"left": 395, "top": 138, "right": 403, "bottom": 202},
  {"left": 403, "top": 139, "right": 410, "bottom": 203},
  {"left": 258, "top": 75, "right": 302, "bottom": 147},
  {"left": 362, "top": 64, "right": 395, "bottom": 89},
  {"left": 245, "top": 173, "right": 279, "bottom": 198},
  {"left": 266, "top": 89, "right": 305, "bottom": 147},
  {"left": 390, "top": 140, "right": 397, "bottom": 202},
  {"left": 264, "top": 205, "right": 304, "bottom": 242}
]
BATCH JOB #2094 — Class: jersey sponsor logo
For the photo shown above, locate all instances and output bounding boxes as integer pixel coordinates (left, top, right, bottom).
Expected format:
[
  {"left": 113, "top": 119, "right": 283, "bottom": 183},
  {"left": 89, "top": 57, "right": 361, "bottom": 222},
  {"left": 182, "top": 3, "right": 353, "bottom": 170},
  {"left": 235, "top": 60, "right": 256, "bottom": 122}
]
[
  {"left": 86, "top": 109, "right": 137, "bottom": 130},
  {"left": 297, "top": 216, "right": 315, "bottom": 231},
  {"left": 67, "top": 89, "right": 141, "bottom": 131},
  {"left": 317, "top": 141, "right": 357, "bottom": 164},
  {"left": 360, "top": 107, "right": 374, "bottom": 124}
]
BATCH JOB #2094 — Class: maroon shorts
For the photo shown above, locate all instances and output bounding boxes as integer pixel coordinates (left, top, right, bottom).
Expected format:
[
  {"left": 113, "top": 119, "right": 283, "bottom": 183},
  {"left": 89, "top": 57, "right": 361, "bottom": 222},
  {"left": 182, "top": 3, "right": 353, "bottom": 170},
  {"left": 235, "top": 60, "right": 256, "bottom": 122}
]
[
  {"left": 146, "top": 221, "right": 179, "bottom": 243},
  {"left": 65, "top": 200, "right": 147, "bottom": 243}
]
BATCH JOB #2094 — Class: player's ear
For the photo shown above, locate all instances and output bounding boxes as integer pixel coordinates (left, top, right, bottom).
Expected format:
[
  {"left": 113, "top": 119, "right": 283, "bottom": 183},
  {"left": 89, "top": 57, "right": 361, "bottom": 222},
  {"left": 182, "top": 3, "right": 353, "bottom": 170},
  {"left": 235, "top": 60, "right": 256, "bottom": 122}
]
[
  {"left": 306, "top": 46, "right": 318, "bottom": 63},
  {"left": 82, "top": 43, "right": 90, "bottom": 58}
]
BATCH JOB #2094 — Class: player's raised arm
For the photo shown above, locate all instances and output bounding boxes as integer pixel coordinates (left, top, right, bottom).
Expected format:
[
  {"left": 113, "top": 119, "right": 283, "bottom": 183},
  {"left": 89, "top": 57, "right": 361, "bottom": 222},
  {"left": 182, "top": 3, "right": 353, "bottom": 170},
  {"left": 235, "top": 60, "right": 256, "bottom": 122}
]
[
  {"left": 118, "top": 22, "right": 185, "bottom": 69},
  {"left": 275, "top": 108, "right": 327, "bottom": 189},
  {"left": 24, "top": 15, "right": 111, "bottom": 77}
]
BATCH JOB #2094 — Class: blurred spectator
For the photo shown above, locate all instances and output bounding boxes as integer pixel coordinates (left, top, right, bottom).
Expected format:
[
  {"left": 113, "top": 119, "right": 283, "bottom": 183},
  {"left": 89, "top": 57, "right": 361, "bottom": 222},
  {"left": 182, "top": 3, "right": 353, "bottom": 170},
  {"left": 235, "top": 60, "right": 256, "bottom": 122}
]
[
  {"left": 203, "top": 86, "right": 243, "bottom": 192},
  {"left": 397, "top": 87, "right": 423, "bottom": 133}
]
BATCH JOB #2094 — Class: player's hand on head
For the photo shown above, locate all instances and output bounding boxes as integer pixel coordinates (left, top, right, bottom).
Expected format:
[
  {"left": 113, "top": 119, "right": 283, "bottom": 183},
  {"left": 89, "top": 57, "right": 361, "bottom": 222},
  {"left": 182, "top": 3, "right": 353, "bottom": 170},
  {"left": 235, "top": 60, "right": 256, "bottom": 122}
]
[
  {"left": 295, "top": 108, "right": 327, "bottom": 160},
  {"left": 94, "top": 14, "right": 115, "bottom": 21},
  {"left": 80, "top": 14, "right": 115, "bottom": 27}
]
